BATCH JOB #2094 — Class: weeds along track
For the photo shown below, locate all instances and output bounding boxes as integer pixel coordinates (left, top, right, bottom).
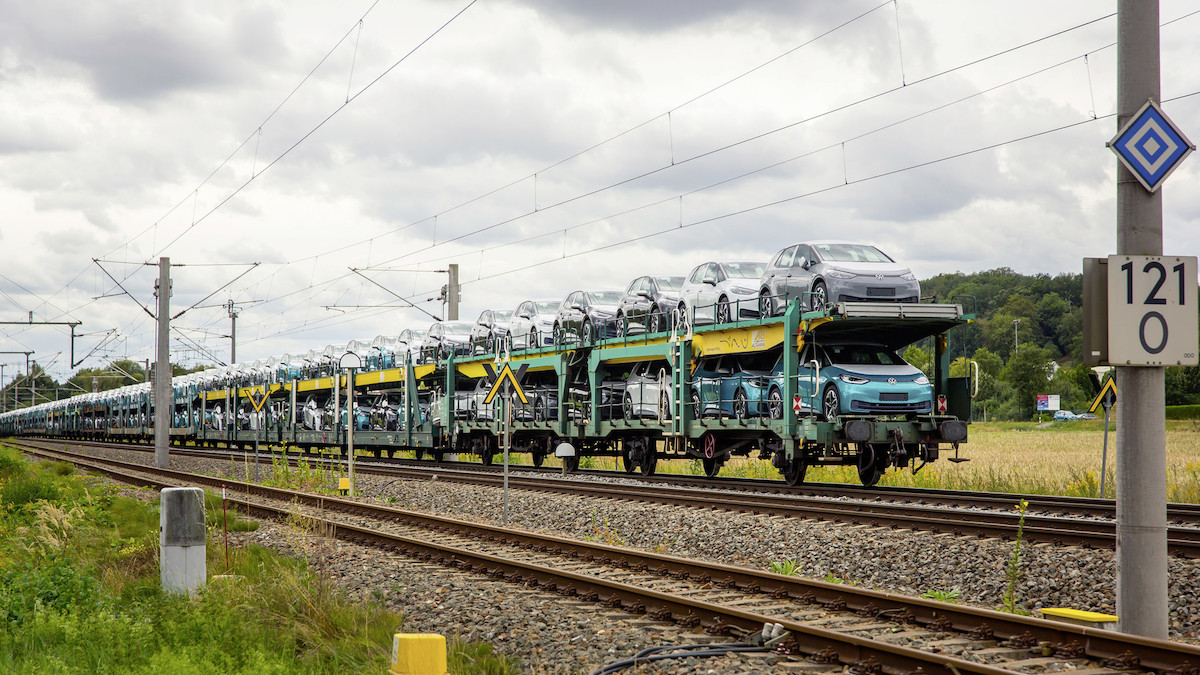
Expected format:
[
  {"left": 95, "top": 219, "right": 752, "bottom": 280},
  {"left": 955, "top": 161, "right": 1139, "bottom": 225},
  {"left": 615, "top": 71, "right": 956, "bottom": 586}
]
[
  {"left": 15, "top": 439, "right": 1200, "bottom": 675},
  {"left": 23, "top": 437, "right": 1200, "bottom": 559}
]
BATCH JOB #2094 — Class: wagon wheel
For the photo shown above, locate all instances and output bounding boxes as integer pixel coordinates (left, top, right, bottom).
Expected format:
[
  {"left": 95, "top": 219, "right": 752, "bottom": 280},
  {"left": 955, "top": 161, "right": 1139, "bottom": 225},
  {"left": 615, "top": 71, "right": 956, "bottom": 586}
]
[
  {"left": 562, "top": 454, "right": 579, "bottom": 472},
  {"left": 702, "top": 456, "right": 721, "bottom": 479},
  {"left": 415, "top": 448, "right": 425, "bottom": 461},
  {"left": 531, "top": 451, "right": 544, "bottom": 467},
  {"left": 856, "top": 443, "right": 883, "bottom": 487},
  {"left": 640, "top": 443, "right": 658, "bottom": 477},
  {"left": 782, "top": 457, "right": 807, "bottom": 486},
  {"left": 621, "top": 449, "right": 636, "bottom": 474}
]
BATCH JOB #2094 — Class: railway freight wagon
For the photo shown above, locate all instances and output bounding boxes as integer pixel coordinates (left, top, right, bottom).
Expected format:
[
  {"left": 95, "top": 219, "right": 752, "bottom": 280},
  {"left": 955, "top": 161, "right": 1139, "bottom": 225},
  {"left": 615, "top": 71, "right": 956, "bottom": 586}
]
[{"left": 1, "top": 299, "right": 974, "bottom": 487}]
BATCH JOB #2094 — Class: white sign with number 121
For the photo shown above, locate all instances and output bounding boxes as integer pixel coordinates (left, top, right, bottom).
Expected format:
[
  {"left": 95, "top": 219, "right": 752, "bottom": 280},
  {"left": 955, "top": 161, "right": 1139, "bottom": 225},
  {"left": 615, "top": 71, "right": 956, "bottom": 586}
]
[{"left": 1108, "top": 255, "right": 1198, "bottom": 366}]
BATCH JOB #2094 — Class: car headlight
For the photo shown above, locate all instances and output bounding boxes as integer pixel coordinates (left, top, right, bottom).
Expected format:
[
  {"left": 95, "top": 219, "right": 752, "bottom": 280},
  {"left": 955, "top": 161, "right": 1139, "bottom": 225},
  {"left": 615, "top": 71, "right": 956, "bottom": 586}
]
[
  {"left": 900, "top": 271, "right": 917, "bottom": 281},
  {"left": 839, "top": 373, "right": 869, "bottom": 385},
  {"left": 913, "top": 375, "right": 929, "bottom": 385},
  {"left": 826, "top": 269, "right": 855, "bottom": 280},
  {"left": 729, "top": 285, "right": 756, "bottom": 295}
]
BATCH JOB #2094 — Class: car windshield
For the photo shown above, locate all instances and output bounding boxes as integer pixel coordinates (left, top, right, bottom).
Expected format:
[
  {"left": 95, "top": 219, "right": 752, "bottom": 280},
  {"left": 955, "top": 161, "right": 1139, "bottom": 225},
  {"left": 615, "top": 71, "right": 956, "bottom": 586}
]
[
  {"left": 655, "top": 276, "right": 683, "bottom": 290},
  {"left": 493, "top": 310, "right": 513, "bottom": 321},
  {"left": 824, "top": 345, "right": 906, "bottom": 366},
  {"left": 813, "top": 243, "right": 894, "bottom": 263},
  {"left": 586, "top": 291, "right": 623, "bottom": 305},
  {"left": 534, "top": 302, "right": 559, "bottom": 314},
  {"left": 443, "top": 322, "right": 474, "bottom": 337},
  {"left": 722, "top": 262, "right": 766, "bottom": 278}
]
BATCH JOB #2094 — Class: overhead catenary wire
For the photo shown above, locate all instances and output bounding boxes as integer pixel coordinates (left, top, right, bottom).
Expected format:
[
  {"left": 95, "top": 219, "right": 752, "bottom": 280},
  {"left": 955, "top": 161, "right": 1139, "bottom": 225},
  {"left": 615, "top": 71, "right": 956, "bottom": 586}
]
[{"left": 19, "top": 6, "right": 1200, "bottom": 372}]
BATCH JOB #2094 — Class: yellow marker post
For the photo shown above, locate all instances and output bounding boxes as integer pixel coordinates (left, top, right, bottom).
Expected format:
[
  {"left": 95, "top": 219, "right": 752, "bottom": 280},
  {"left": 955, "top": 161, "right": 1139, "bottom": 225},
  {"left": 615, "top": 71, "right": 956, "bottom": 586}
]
[
  {"left": 390, "top": 634, "right": 449, "bottom": 675},
  {"left": 1041, "top": 608, "right": 1118, "bottom": 631},
  {"left": 1089, "top": 376, "right": 1118, "bottom": 498}
]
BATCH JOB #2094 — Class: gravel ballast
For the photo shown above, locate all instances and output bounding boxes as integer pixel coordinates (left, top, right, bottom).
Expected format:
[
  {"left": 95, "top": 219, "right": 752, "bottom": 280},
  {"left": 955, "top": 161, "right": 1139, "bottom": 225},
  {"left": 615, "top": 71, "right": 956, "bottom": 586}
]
[{"left": 65, "top": 445, "right": 1200, "bottom": 670}]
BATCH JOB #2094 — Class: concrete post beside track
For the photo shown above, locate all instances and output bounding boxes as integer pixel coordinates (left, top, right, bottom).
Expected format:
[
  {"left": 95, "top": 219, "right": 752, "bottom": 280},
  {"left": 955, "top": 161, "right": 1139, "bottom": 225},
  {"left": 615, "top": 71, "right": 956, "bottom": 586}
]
[{"left": 1114, "top": 0, "right": 1168, "bottom": 639}]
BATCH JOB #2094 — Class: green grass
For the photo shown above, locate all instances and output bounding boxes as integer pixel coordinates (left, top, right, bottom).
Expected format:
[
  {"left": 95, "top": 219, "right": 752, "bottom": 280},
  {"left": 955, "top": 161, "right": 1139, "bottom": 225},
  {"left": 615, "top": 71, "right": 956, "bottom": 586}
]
[{"left": 0, "top": 444, "right": 520, "bottom": 675}]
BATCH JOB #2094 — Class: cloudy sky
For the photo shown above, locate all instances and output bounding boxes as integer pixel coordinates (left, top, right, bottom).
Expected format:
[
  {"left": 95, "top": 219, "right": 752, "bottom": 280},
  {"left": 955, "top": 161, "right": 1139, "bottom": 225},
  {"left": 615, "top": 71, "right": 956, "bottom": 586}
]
[{"left": 2, "top": 0, "right": 1200, "bottom": 385}]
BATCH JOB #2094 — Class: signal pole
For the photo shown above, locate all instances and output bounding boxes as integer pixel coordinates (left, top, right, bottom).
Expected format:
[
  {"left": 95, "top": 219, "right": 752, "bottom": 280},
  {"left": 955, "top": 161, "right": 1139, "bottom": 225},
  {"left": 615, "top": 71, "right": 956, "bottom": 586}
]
[
  {"left": 155, "top": 257, "right": 171, "bottom": 469},
  {"left": 447, "top": 264, "right": 460, "bottom": 320},
  {"left": 1114, "top": 1, "right": 1167, "bottom": 638},
  {"left": 227, "top": 299, "right": 239, "bottom": 364}
]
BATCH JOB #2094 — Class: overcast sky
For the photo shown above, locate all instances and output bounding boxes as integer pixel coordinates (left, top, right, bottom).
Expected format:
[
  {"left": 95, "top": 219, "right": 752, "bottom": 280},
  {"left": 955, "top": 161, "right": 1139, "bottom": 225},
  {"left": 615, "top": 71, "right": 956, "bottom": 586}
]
[{"left": 3, "top": 0, "right": 1200, "bottom": 385}]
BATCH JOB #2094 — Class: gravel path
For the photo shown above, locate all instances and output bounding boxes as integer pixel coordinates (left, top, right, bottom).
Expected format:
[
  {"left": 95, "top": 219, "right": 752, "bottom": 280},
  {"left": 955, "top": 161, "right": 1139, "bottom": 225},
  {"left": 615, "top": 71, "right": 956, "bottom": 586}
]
[{"left": 68, "top": 445, "right": 1200, "bottom": 672}]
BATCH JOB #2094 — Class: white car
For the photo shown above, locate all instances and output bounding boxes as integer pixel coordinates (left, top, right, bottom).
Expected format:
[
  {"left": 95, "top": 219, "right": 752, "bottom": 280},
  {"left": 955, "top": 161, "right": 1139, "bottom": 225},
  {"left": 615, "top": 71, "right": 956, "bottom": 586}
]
[
  {"left": 507, "top": 299, "right": 562, "bottom": 349},
  {"left": 678, "top": 261, "right": 767, "bottom": 326}
]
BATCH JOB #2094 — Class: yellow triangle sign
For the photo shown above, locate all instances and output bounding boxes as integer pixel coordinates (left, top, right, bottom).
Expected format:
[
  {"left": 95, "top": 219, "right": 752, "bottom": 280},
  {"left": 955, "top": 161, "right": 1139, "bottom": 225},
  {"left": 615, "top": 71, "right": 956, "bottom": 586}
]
[
  {"left": 1088, "top": 377, "right": 1117, "bottom": 414},
  {"left": 484, "top": 362, "right": 528, "bottom": 405}
]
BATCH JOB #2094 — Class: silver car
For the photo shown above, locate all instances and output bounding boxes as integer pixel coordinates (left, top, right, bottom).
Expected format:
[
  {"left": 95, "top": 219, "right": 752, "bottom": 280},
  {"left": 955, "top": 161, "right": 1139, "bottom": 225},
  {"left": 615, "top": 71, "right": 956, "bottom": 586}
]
[
  {"left": 678, "top": 261, "right": 766, "bottom": 326},
  {"left": 508, "top": 299, "right": 562, "bottom": 349},
  {"left": 758, "top": 241, "right": 920, "bottom": 315}
]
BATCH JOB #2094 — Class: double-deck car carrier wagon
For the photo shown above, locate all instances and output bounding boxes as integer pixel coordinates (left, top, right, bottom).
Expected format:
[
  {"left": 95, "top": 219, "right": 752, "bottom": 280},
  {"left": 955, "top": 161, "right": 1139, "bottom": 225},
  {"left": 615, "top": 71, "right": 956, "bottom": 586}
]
[{"left": 3, "top": 298, "right": 974, "bottom": 487}]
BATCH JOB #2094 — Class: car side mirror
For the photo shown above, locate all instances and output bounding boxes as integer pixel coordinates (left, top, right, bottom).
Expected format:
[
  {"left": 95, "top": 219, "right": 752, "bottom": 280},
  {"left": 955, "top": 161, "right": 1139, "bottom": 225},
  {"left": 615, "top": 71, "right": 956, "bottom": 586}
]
[
  {"left": 702, "top": 276, "right": 716, "bottom": 286},
  {"left": 571, "top": 303, "right": 584, "bottom": 311},
  {"left": 796, "top": 257, "right": 809, "bottom": 270},
  {"left": 637, "top": 290, "right": 652, "bottom": 299}
]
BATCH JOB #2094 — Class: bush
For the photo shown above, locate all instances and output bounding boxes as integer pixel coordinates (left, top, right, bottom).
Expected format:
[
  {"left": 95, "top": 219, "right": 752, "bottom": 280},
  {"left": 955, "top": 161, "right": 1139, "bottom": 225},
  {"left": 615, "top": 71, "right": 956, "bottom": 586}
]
[
  {"left": 0, "top": 445, "right": 26, "bottom": 478},
  {"left": 0, "top": 559, "right": 102, "bottom": 626},
  {"left": 1, "top": 475, "right": 60, "bottom": 507},
  {"left": 1166, "top": 405, "right": 1200, "bottom": 420}
]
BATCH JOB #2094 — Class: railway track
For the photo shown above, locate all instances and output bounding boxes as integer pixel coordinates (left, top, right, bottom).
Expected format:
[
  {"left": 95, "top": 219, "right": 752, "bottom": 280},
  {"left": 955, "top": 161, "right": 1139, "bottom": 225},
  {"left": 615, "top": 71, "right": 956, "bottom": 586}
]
[
  {"left": 26, "top": 437, "right": 1200, "bottom": 559},
  {"left": 16, "top": 439, "right": 1200, "bottom": 675}
]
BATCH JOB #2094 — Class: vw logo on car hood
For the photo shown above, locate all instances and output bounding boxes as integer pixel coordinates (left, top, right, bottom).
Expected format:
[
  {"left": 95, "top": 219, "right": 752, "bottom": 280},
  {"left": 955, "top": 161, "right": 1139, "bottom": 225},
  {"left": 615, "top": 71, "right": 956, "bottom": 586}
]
[
  {"left": 887, "top": 377, "right": 897, "bottom": 384},
  {"left": 875, "top": 274, "right": 885, "bottom": 279}
]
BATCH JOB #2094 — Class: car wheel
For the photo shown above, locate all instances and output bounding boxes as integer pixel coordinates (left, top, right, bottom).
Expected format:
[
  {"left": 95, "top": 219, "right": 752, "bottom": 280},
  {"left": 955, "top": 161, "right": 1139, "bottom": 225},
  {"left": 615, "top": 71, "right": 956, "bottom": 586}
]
[
  {"left": 552, "top": 323, "right": 562, "bottom": 346},
  {"left": 649, "top": 308, "right": 662, "bottom": 334},
  {"left": 582, "top": 319, "right": 594, "bottom": 344},
  {"left": 734, "top": 389, "right": 749, "bottom": 420},
  {"left": 691, "top": 390, "right": 702, "bottom": 419},
  {"left": 759, "top": 291, "right": 774, "bottom": 318},
  {"left": 658, "top": 390, "right": 671, "bottom": 420},
  {"left": 716, "top": 297, "right": 731, "bottom": 325},
  {"left": 811, "top": 281, "right": 829, "bottom": 311},
  {"left": 768, "top": 387, "right": 783, "bottom": 420},
  {"left": 677, "top": 302, "right": 688, "bottom": 329},
  {"left": 615, "top": 313, "right": 626, "bottom": 337},
  {"left": 534, "top": 397, "right": 545, "bottom": 422},
  {"left": 528, "top": 329, "right": 538, "bottom": 349},
  {"left": 821, "top": 384, "right": 840, "bottom": 421},
  {"left": 623, "top": 394, "right": 634, "bottom": 420},
  {"left": 469, "top": 403, "right": 477, "bottom": 422},
  {"left": 486, "top": 333, "right": 495, "bottom": 353}
]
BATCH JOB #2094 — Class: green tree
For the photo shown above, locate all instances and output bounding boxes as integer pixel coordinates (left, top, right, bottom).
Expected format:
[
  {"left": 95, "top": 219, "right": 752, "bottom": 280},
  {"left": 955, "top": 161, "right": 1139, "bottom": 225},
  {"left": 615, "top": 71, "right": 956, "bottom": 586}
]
[{"left": 1001, "top": 345, "right": 1054, "bottom": 420}]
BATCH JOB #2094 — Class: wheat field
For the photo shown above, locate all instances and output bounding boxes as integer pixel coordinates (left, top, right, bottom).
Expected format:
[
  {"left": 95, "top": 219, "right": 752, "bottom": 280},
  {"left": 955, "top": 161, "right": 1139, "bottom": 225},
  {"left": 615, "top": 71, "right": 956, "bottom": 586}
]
[{"left": 711, "top": 420, "right": 1200, "bottom": 502}]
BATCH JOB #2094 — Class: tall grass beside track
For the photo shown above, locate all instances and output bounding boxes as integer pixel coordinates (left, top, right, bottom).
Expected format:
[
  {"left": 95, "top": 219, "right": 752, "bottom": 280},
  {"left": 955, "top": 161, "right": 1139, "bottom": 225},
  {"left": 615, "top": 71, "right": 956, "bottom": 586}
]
[{"left": 0, "top": 444, "right": 520, "bottom": 675}]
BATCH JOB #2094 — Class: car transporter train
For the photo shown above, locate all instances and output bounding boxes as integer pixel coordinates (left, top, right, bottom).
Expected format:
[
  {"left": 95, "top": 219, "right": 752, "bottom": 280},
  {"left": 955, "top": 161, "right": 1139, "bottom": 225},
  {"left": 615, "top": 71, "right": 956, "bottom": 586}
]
[{"left": 0, "top": 295, "right": 975, "bottom": 487}]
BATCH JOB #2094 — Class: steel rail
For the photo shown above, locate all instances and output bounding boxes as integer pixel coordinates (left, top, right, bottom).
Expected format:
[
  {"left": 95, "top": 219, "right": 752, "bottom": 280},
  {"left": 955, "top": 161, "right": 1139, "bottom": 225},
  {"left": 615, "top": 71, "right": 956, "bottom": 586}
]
[
  {"left": 21, "top": 437, "right": 1200, "bottom": 558},
  {"left": 17, "top": 439, "right": 1200, "bottom": 675}
]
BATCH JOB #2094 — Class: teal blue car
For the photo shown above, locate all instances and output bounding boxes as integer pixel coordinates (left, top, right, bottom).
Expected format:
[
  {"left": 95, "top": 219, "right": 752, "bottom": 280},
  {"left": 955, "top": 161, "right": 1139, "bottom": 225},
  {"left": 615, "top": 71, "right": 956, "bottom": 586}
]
[{"left": 795, "top": 343, "right": 931, "bottom": 419}]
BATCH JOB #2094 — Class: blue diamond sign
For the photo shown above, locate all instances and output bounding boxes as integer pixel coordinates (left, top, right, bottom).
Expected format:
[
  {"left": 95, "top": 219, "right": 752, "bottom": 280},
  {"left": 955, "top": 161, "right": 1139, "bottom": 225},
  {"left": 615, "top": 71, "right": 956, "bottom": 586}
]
[{"left": 1108, "top": 98, "right": 1195, "bottom": 193}]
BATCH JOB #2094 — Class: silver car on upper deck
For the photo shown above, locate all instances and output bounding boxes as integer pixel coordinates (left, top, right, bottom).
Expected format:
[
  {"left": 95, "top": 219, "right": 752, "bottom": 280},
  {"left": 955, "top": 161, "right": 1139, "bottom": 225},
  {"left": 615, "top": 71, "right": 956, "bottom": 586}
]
[
  {"left": 677, "top": 261, "right": 766, "bottom": 326},
  {"left": 758, "top": 241, "right": 920, "bottom": 316}
]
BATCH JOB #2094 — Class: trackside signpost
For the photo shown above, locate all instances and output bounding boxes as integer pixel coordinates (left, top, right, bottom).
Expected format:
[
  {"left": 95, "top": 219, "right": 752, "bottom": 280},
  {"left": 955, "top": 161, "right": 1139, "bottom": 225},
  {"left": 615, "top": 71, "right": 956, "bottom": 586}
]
[
  {"left": 1088, "top": 378, "right": 1118, "bottom": 499},
  {"left": 482, "top": 360, "right": 527, "bottom": 526},
  {"left": 1106, "top": 255, "right": 1198, "bottom": 366},
  {"left": 248, "top": 387, "right": 269, "bottom": 481}
]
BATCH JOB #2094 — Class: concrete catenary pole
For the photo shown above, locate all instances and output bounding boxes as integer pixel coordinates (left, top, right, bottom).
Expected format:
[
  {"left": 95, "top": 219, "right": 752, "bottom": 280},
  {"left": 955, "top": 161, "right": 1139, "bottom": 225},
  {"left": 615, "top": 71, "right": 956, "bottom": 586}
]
[
  {"left": 1115, "top": 1, "right": 1168, "bottom": 638},
  {"left": 447, "top": 264, "right": 460, "bottom": 321},
  {"left": 155, "top": 257, "right": 171, "bottom": 469},
  {"left": 227, "top": 299, "right": 239, "bottom": 364}
]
